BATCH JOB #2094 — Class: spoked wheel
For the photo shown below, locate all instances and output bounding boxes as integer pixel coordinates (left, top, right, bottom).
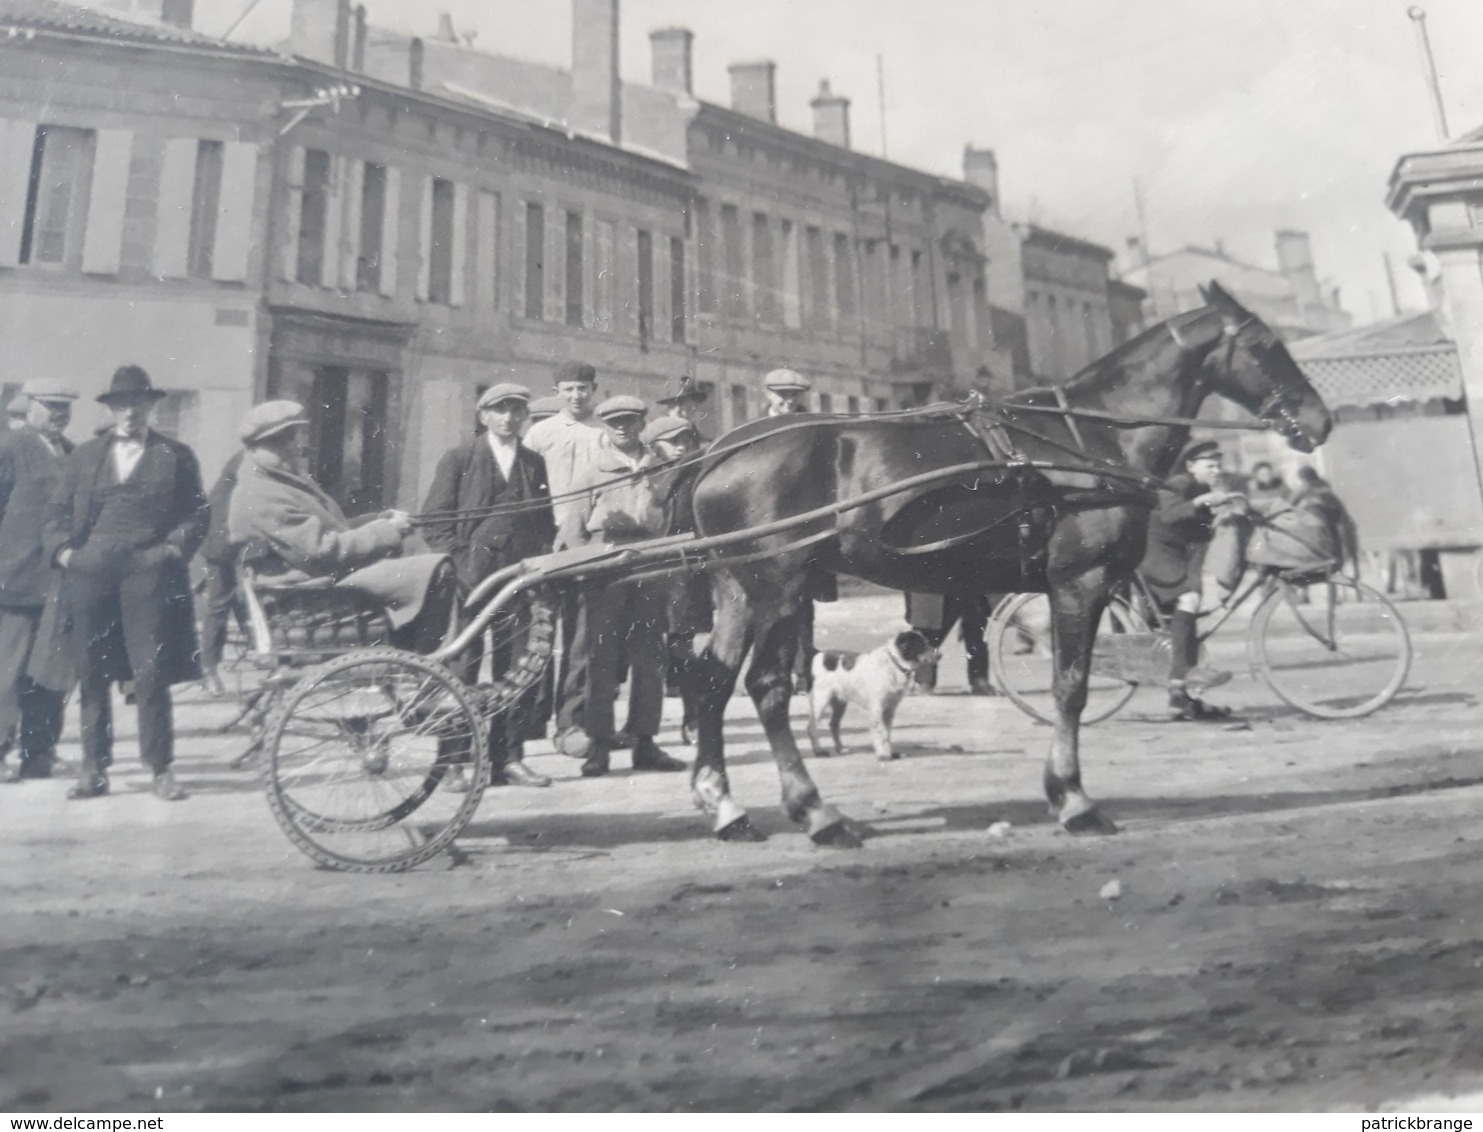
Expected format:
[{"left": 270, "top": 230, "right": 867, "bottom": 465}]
[
  {"left": 988, "top": 592, "right": 1150, "bottom": 725},
  {"left": 264, "top": 648, "right": 488, "bottom": 872},
  {"left": 1249, "top": 573, "right": 1412, "bottom": 719}
]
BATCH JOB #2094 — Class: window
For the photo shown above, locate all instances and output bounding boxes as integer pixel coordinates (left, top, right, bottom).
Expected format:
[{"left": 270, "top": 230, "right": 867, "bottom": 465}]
[
  {"left": 834, "top": 232, "right": 856, "bottom": 326},
  {"left": 846, "top": 395, "right": 859, "bottom": 414},
  {"left": 564, "top": 210, "right": 584, "bottom": 326},
  {"left": 669, "top": 235, "right": 686, "bottom": 343},
  {"left": 695, "top": 199, "right": 716, "bottom": 314},
  {"left": 818, "top": 393, "right": 833, "bottom": 413},
  {"left": 874, "top": 398, "right": 888, "bottom": 413},
  {"left": 427, "top": 177, "right": 455, "bottom": 304},
  {"left": 475, "top": 188, "right": 499, "bottom": 310},
  {"left": 636, "top": 228, "right": 654, "bottom": 344},
  {"left": 720, "top": 204, "right": 744, "bottom": 318},
  {"left": 910, "top": 249, "right": 929, "bottom": 326},
  {"left": 752, "top": 212, "right": 776, "bottom": 322},
  {"left": 780, "top": 219, "right": 801, "bottom": 329},
  {"left": 523, "top": 202, "right": 544, "bottom": 320},
  {"left": 356, "top": 163, "right": 387, "bottom": 292},
  {"left": 293, "top": 148, "right": 331, "bottom": 285},
  {"left": 19, "top": 125, "right": 95, "bottom": 266},
  {"left": 806, "top": 226, "right": 829, "bottom": 329},
  {"left": 730, "top": 384, "right": 748, "bottom": 426},
  {"left": 593, "top": 218, "right": 616, "bottom": 333},
  {"left": 185, "top": 140, "right": 223, "bottom": 279}
]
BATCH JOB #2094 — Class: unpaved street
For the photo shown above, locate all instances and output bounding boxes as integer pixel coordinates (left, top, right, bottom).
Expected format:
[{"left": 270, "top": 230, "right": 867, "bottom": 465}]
[{"left": 5, "top": 594, "right": 1483, "bottom": 1112}]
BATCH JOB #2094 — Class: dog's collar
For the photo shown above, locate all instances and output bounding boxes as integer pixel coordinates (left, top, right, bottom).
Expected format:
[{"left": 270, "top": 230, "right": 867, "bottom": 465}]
[{"left": 887, "top": 647, "right": 918, "bottom": 676}]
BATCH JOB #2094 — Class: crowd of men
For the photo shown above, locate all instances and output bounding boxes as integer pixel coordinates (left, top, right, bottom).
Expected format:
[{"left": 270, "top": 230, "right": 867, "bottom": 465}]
[
  {"left": 0, "top": 360, "right": 821, "bottom": 800},
  {"left": 0, "top": 359, "right": 1367, "bottom": 798}
]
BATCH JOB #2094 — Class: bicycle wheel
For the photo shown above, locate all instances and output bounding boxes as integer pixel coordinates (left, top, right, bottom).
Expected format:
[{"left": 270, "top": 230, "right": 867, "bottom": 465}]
[
  {"left": 265, "top": 648, "right": 488, "bottom": 872},
  {"left": 1249, "top": 574, "right": 1411, "bottom": 719},
  {"left": 988, "top": 592, "right": 1150, "bottom": 725}
]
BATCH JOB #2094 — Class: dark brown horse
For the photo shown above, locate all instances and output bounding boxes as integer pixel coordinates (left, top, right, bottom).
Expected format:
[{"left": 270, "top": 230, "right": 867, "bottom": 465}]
[{"left": 682, "top": 282, "right": 1333, "bottom": 845}]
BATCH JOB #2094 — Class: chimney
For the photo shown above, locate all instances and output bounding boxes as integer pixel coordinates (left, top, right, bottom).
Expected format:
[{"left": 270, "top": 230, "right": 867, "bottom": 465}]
[
  {"left": 1275, "top": 229, "right": 1322, "bottom": 309},
  {"left": 728, "top": 61, "right": 777, "bottom": 124},
  {"left": 436, "top": 11, "right": 457, "bottom": 42},
  {"left": 290, "top": 0, "right": 351, "bottom": 67},
  {"left": 811, "top": 79, "right": 850, "bottom": 148},
  {"left": 159, "top": 0, "right": 193, "bottom": 28},
  {"left": 409, "top": 37, "right": 425, "bottom": 90},
  {"left": 571, "top": 0, "right": 621, "bottom": 143},
  {"left": 650, "top": 27, "right": 693, "bottom": 95},
  {"left": 351, "top": 4, "right": 366, "bottom": 70},
  {"left": 962, "top": 146, "right": 999, "bottom": 216}
]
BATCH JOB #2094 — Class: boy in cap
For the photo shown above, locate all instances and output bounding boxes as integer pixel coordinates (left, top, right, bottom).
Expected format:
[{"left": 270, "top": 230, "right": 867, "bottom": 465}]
[
  {"left": 0, "top": 381, "right": 77, "bottom": 781},
  {"left": 42, "top": 366, "right": 209, "bottom": 801},
  {"left": 1140, "top": 439, "right": 1241, "bottom": 720},
  {"left": 558, "top": 396, "right": 686, "bottom": 777},
  {"left": 421, "top": 383, "right": 556, "bottom": 788},
  {"left": 763, "top": 368, "right": 811, "bottom": 417}
]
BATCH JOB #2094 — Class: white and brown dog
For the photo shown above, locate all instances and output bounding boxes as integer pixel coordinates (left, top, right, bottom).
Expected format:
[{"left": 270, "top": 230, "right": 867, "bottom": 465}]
[{"left": 807, "top": 630, "right": 940, "bottom": 762}]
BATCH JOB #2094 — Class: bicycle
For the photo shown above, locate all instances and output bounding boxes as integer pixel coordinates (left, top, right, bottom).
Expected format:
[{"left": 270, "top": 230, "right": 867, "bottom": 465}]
[{"left": 988, "top": 524, "right": 1413, "bottom": 724}]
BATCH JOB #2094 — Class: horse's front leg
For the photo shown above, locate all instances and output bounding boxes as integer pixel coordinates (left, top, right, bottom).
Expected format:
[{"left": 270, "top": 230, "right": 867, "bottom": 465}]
[
  {"left": 747, "top": 608, "right": 862, "bottom": 848},
  {"left": 1046, "top": 573, "right": 1119, "bottom": 835},
  {"left": 686, "top": 573, "right": 764, "bottom": 842}
]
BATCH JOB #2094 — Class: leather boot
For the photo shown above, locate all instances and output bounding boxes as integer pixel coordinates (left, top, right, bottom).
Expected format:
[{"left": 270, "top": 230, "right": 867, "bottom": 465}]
[
  {"left": 631, "top": 737, "right": 686, "bottom": 772},
  {"left": 580, "top": 743, "right": 611, "bottom": 778}
]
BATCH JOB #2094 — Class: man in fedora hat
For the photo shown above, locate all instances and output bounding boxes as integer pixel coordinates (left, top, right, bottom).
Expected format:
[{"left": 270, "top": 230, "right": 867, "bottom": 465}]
[
  {"left": 41, "top": 365, "right": 209, "bottom": 801},
  {"left": 0, "top": 380, "right": 78, "bottom": 781},
  {"left": 422, "top": 383, "right": 556, "bottom": 789},
  {"left": 228, "top": 401, "right": 458, "bottom": 656},
  {"left": 656, "top": 377, "right": 711, "bottom": 439}
]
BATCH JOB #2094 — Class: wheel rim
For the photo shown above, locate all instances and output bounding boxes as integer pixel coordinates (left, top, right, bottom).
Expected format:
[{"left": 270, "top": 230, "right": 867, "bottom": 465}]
[
  {"left": 266, "top": 650, "right": 488, "bottom": 871},
  {"left": 1251, "top": 576, "right": 1411, "bottom": 719},
  {"left": 989, "top": 593, "right": 1145, "bottom": 725}
]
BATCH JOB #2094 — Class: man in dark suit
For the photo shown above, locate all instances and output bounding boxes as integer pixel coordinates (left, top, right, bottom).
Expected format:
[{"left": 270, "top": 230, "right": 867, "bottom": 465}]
[
  {"left": 0, "top": 381, "right": 77, "bottom": 782},
  {"left": 41, "top": 366, "right": 209, "bottom": 801},
  {"left": 422, "top": 383, "right": 557, "bottom": 788}
]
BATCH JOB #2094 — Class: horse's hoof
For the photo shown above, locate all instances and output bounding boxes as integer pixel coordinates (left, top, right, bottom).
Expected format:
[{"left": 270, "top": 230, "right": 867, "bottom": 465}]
[
  {"left": 1061, "top": 804, "right": 1118, "bottom": 836},
  {"left": 716, "top": 815, "right": 767, "bottom": 842},
  {"left": 811, "top": 820, "right": 865, "bottom": 849}
]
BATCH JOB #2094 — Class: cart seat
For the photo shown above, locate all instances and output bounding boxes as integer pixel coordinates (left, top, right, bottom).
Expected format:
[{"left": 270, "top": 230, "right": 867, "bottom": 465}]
[{"left": 240, "top": 564, "right": 393, "bottom": 665}]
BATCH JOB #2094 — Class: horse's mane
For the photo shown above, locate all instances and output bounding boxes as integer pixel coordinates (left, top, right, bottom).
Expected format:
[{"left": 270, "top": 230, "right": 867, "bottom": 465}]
[{"left": 1058, "top": 305, "right": 1217, "bottom": 397}]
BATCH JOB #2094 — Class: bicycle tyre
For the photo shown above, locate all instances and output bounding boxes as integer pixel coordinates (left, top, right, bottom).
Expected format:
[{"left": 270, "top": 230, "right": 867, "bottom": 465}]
[
  {"left": 988, "top": 592, "right": 1147, "bottom": 725},
  {"left": 1248, "top": 574, "right": 1411, "bottom": 720}
]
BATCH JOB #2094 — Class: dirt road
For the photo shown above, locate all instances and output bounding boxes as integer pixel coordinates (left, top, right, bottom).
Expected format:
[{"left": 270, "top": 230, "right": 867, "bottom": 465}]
[{"left": 5, "top": 595, "right": 1483, "bottom": 1111}]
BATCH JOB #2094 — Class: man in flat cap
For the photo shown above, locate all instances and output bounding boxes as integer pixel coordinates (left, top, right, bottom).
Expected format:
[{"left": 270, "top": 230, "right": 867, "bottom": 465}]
[
  {"left": 1140, "top": 438, "right": 1241, "bottom": 721},
  {"left": 0, "top": 381, "right": 77, "bottom": 781},
  {"left": 41, "top": 366, "right": 209, "bottom": 801},
  {"left": 763, "top": 368, "right": 811, "bottom": 417},
  {"left": 229, "top": 401, "right": 457, "bottom": 656},
  {"left": 421, "top": 384, "right": 556, "bottom": 788},
  {"left": 558, "top": 396, "right": 686, "bottom": 777}
]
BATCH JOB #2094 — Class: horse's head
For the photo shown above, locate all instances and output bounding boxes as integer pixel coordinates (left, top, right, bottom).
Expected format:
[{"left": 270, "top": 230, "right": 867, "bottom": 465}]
[{"left": 1199, "top": 281, "right": 1333, "bottom": 453}]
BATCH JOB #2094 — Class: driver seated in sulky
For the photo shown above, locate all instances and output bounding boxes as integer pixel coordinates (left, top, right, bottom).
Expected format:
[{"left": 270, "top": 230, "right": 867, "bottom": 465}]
[{"left": 227, "top": 401, "right": 457, "bottom": 655}]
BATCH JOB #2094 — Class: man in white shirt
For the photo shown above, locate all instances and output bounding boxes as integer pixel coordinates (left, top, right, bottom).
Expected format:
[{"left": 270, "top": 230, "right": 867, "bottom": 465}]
[
  {"left": 421, "top": 384, "right": 556, "bottom": 788},
  {"left": 521, "top": 361, "right": 610, "bottom": 759}
]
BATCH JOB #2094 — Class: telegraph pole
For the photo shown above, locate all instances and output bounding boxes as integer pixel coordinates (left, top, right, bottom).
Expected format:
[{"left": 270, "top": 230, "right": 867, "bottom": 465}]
[{"left": 1408, "top": 7, "right": 1450, "bottom": 142}]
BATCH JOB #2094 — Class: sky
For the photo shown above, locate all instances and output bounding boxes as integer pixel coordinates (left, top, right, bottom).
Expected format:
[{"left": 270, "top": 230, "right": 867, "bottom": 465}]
[{"left": 193, "top": 0, "right": 1483, "bottom": 325}]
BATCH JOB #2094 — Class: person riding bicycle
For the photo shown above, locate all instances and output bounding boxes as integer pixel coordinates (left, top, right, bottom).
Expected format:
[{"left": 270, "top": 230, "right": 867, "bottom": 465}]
[{"left": 1140, "top": 439, "right": 1240, "bottom": 721}]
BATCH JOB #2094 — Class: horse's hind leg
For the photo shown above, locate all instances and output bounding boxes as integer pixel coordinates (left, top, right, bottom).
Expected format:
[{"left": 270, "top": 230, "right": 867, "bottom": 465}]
[
  {"left": 747, "top": 609, "right": 861, "bottom": 848},
  {"left": 686, "top": 573, "right": 764, "bottom": 842},
  {"left": 1047, "top": 570, "right": 1119, "bottom": 835}
]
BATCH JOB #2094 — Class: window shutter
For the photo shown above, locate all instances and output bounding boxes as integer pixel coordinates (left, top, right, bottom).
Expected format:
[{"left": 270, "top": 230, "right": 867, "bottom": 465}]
[
  {"left": 475, "top": 189, "right": 498, "bottom": 311},
  {"left": 415, "top": 175, "right": 432, "bottom": 301},
  {"left": 152, "top": 137, "right": 195, "bottom": 279},
  {"left": 545, "top": 207, "right": 563, "bottom": 323},
  {"left": 449, "top": 181, "right": 468, "bottom": 308},
  {"left": 81, "top": 128, "right": 132, "bottom": 275},
  {"left": 339, "top": 157, "right": 362, "bottom": 290},
  {"left": 379, "top": 165, "right": 399, "bottom": 297},
  {"left": 280, "top": 145, "right": 304, "bottom": 282},
  {"left": 210, "top": 140, "right": 257, "bottom": 283},
  {"left": 0, "top": 120, "right": 37, "bottom": 268}
]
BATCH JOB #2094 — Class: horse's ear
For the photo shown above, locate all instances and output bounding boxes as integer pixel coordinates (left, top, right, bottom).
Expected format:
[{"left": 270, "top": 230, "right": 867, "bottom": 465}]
[
  {"left": 1197, "top": 283, "right": 1210, "bottom": 303},
  {"left": 1206, "top": 280, "right": 1246, "bottom": 324}
]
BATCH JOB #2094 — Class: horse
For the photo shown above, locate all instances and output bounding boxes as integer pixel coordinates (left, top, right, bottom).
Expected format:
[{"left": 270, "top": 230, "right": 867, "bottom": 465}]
[{"left": 680, "top": 281, "right": 1333, "bottom": 846}]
